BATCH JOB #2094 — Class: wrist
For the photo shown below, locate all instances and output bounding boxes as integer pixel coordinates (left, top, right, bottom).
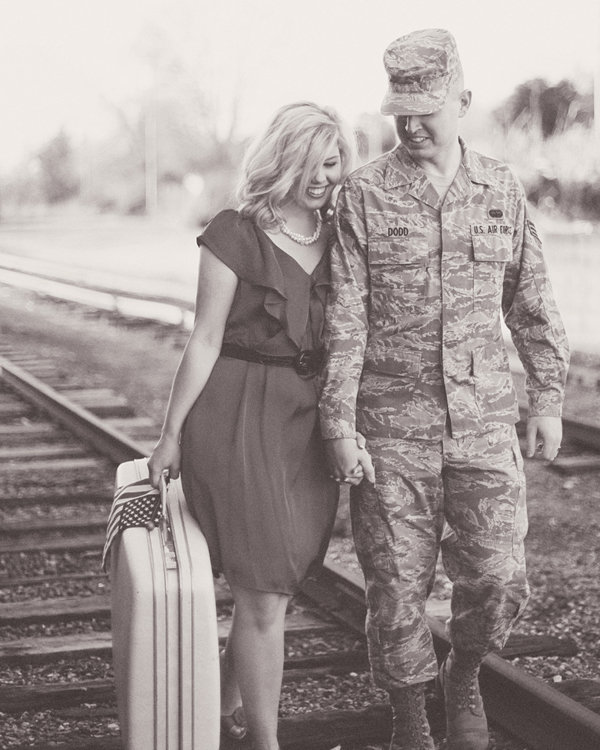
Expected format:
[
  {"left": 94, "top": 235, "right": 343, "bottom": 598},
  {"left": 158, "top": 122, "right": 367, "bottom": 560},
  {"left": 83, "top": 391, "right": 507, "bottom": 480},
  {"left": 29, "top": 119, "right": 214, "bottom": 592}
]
[{"left": 160, "top": 428, "right": 181, "bottom": 443}]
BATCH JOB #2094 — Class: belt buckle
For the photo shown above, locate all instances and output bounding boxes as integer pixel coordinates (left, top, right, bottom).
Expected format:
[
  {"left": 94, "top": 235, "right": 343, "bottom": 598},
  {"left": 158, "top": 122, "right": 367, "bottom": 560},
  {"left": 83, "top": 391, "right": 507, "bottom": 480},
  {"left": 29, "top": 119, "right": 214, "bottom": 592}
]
[{"left": 294, "top": 350, "right": 317, "bottom": 377}]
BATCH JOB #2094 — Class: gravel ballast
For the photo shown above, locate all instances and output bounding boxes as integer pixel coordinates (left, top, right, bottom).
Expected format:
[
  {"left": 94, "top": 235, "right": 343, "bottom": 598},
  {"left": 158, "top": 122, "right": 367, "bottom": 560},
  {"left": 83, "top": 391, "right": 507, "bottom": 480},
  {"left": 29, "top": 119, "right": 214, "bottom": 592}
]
[{"left": 1, "top": 284, "right": 599, "bottom": 748}]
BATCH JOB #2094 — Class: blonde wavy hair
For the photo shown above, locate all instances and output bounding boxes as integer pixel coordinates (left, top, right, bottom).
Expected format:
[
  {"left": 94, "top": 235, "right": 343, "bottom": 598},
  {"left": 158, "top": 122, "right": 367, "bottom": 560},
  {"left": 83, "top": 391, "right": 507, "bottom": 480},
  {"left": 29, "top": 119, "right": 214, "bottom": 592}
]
[{"left": 237, "top": 102, "right": 355, "bottom": 230}]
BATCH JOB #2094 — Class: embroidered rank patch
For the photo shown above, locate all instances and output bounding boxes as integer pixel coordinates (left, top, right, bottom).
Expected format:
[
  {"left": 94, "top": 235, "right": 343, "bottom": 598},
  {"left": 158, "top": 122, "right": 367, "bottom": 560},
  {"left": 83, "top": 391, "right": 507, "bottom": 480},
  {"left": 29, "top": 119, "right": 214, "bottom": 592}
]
[{"left": 527, "top": 219, "right": 540, "bottom": 243}]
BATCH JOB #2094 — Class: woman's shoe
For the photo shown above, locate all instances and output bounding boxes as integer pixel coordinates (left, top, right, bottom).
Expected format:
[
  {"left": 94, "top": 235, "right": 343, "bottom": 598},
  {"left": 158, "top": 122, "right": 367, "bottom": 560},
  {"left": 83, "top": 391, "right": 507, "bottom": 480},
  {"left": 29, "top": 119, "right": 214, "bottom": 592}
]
[
  {"left": 220, "top": 648, "right": 247, "bottom": 741},
  {"left": 221, "top": 705, "right": 247, "bottom": 740}
]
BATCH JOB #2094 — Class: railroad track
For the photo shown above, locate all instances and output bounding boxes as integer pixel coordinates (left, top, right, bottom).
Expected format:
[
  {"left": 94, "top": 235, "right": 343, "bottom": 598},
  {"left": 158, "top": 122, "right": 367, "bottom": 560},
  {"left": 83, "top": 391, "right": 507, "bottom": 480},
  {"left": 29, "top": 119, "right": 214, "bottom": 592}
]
[
  {"left": 0, "top": 256, "right": 194, "bottom": 332},
  {"left": 2, "top": 262, "right": 599, "bottom": 452},
  {"left": 1, "top": 336, "right": 600, "bottom": 747}
]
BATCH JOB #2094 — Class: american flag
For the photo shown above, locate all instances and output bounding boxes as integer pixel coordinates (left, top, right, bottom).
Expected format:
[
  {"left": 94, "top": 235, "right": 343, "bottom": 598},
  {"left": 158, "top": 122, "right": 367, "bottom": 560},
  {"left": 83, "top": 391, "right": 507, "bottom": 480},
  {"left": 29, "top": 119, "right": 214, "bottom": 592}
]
[{"left": 101, "top": 477, "right": 162, "bottom": 572}]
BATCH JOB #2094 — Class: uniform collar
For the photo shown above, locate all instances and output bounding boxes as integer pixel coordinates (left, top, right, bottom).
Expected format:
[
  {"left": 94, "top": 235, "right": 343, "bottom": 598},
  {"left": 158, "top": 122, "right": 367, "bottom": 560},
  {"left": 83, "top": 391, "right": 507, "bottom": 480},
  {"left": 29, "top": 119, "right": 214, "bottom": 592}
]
[
  {"left": 384, "top": 137, "right": 492, "bottom": 191},
  {"left": 383, "top": 146, "right": 436, "bottom": 207},
  {"left": 460, "top": 140, "right": 493, "bottom": 187}
]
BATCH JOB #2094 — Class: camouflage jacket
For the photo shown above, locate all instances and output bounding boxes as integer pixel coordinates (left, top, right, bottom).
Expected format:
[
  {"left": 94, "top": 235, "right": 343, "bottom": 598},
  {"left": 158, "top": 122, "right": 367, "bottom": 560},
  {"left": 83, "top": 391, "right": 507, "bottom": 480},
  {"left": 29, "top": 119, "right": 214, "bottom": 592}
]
[{"left": 319, "top": 140, "right": 569, "bottom": 441}]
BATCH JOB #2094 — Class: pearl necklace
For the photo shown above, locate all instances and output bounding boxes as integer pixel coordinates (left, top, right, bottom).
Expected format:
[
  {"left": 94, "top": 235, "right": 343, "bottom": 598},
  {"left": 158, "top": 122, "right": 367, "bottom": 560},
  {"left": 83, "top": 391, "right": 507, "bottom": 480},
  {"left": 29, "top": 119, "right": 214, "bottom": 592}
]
[{"left": 278, "top": 211, "right": 322, "bottom": 246}]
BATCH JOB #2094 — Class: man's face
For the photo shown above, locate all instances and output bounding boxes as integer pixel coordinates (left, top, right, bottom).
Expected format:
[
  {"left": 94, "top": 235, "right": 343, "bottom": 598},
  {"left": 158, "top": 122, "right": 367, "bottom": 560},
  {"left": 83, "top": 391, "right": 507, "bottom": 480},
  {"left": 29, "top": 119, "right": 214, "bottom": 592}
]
[{"left": 394, "top": 88, "right": 471, "bottom": 167}]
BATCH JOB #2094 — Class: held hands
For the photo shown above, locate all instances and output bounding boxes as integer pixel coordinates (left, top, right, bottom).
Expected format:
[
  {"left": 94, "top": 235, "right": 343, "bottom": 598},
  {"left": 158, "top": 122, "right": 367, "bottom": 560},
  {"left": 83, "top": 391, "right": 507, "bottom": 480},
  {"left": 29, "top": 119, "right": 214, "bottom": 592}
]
[
  {"left": 526, "top": 416, "right": 562, "bottom": 461},
  {"left": 325, "top": 433, "right": 376, "bottom": 486},
  {"left": 147, "top": 434, "right": 181, "bottom": 488}
]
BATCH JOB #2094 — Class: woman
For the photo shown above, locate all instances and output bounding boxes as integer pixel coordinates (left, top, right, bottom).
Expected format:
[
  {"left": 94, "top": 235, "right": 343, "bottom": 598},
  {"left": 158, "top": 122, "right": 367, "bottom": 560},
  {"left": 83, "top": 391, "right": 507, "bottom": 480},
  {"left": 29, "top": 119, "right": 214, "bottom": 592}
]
[{"left": 147, "top": 102, "right": 365, "bottom": 750}]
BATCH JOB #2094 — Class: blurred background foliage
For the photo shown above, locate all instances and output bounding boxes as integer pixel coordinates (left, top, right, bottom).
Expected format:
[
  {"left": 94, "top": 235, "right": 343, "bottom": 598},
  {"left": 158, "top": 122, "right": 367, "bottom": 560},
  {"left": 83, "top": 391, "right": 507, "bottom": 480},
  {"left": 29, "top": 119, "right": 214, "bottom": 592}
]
[
  {"left": 490, "top": 79, "right": 599, "bottom": 220},
  {"left": 1, "top": 38, "right": 597, "bottom": 226}
]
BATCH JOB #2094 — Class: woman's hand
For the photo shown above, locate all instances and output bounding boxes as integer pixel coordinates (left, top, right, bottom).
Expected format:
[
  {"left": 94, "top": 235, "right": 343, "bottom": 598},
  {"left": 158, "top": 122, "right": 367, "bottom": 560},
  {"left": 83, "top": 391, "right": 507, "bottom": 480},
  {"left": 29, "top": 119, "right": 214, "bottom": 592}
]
[
  {"left": 147, "top": 434, "right": 182, "bottom": 488},
  {"left": 355, "top": 432, "right": 376, "bottom": 485},
  {"left": 325, "top": 435, "right": 376, "bottom": 486}
]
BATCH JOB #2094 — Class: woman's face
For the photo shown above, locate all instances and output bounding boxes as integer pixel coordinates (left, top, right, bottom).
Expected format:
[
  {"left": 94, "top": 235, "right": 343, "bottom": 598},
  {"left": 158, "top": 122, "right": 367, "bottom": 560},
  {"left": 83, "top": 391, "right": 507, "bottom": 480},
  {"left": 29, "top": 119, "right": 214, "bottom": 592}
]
[{"left": 292, "top": 141, "right": 342, "bottom": 212}]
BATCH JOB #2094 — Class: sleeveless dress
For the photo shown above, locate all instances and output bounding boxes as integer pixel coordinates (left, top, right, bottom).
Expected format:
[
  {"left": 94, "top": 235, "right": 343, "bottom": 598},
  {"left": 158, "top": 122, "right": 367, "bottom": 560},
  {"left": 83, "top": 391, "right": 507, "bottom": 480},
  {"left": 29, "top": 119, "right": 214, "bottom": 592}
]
[{"left": 180, "top": 209, "right": 339, "bottom": 594}]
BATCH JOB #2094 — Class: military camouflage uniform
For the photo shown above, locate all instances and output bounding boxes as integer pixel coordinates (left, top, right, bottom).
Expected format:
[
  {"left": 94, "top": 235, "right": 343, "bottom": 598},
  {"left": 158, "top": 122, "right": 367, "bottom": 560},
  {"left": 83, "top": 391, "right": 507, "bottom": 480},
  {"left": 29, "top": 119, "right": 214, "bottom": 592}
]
[{"left": 319, "top": 139, "right": 569, "bottom": 689}]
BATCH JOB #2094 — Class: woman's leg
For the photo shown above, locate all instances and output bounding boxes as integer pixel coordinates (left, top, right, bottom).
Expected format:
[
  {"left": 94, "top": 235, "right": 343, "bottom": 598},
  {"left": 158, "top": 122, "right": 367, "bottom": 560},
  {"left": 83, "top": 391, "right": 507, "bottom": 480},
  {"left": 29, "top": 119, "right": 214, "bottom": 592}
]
[{"left": 227, "top": 582, "right": 291, "bottom": 750}]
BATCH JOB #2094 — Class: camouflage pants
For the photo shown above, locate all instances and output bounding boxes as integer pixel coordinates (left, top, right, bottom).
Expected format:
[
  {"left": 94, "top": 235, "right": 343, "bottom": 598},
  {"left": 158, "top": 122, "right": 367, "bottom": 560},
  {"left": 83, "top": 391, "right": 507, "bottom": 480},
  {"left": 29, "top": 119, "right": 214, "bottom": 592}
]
[{"left": 350, "top": 423, "right": 529, "bottom": 690}]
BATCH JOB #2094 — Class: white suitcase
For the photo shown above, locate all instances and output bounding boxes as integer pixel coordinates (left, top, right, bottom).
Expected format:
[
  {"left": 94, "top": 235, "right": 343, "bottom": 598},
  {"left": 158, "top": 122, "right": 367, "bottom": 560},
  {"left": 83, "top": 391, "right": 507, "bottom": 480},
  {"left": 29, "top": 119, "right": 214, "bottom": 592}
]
[{"left": 109, "top": 458, "right": 220, "bottom": 750}]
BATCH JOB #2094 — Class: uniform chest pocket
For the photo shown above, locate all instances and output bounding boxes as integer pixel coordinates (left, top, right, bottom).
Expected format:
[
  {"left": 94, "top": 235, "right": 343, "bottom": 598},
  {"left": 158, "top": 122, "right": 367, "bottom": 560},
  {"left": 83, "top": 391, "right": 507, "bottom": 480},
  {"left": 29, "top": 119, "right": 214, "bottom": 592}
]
[
  {"left": 472, "top": 235, "right": 513, "bottom": 263},
  {"left": 472, "top": 235, "right": 512, "bottom": 310},
  {"left": 368, "top": 240, "right": 429, "bottom": 306}
]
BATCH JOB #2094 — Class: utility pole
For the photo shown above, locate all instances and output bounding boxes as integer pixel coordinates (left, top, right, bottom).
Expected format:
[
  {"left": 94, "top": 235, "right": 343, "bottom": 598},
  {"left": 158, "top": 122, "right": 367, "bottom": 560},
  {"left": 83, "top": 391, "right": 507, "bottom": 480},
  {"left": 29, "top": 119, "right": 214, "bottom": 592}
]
[
  {"left": 596, "top": 6, "right": 600, "bottom": 146},
  {"left": 145, "top": 97, "right": 158, "bottom": 216},
  {"left": 145, "top": 58, "right": 159, "bottom": 216}
]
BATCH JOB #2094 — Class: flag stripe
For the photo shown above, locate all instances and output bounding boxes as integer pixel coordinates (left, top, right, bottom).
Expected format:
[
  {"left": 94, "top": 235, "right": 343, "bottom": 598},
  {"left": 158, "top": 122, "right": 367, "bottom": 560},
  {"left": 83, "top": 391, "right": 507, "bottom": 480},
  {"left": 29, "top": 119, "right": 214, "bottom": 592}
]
[{"left": 101, "top": 480, "right": 161, "bottom": 572}]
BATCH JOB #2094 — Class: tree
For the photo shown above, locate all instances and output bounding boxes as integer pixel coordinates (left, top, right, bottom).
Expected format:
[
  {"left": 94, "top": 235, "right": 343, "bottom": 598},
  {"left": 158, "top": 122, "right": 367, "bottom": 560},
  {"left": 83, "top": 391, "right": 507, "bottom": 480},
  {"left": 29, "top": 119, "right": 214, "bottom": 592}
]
[
  {"left": 37, "top": 131, "right": 80, "bottom": 203},
  {"left": 494, "top": 78, "right": 593, "bottom": 138},
  {"left": 354, "top": 113, "right": 396, "bottom": 162}
]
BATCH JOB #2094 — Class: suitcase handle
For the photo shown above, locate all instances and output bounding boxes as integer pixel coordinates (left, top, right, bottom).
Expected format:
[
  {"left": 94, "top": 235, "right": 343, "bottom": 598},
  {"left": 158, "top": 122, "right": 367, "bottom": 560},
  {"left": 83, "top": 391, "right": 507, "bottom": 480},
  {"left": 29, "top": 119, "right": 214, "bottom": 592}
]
[
  {"left": 159, "top": 472, "right": 169, "bottom": 518},
  {"left": 159, "top": 472, "right": 178, "bottom": 570}
]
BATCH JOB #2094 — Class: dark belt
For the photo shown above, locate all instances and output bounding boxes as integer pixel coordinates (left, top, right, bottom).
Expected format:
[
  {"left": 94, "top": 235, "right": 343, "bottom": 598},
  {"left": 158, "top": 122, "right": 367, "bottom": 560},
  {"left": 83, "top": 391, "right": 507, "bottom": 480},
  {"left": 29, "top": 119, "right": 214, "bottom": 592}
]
[{"left": 221, "top": 343, "right": 324, "bottom": 378}]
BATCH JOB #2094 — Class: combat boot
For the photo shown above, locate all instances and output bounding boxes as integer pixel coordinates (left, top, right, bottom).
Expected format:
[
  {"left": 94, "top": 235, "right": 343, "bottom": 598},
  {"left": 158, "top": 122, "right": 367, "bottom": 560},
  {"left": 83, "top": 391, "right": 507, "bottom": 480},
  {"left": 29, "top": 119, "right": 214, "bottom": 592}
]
[
  {"left": 388, "top": 683, "right": 435, "bottom": 750},
  {"left": 437, "top": 649, "right": 489, "bottom": 750}
]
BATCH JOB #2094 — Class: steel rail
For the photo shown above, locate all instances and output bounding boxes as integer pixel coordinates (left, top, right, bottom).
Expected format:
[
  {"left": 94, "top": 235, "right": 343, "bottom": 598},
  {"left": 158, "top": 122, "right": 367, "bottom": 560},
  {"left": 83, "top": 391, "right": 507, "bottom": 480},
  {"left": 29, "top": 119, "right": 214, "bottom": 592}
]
[
  {"left": 0, "top": 264, "right": 194, "bottom": 330},
  {"left": 4, "top": 265, "right": 600, "bottom": 454},
  {"left": 5, "top": 354, "right": 600, "bottom": 749},
  {"left": 0, "top": 356, "right": 146, "bottom": 464},
  {"left": 309, "top": 561, "right": 600, "bottom": 750},
  {"left": 0, "top": 261, "right": 194, "bottom": 314},
  {"left": 561, "top": 414, "right": 600, "bottom": 452},
  {"left": 4, "top": 266, "right": 600, "bottom": 452}
]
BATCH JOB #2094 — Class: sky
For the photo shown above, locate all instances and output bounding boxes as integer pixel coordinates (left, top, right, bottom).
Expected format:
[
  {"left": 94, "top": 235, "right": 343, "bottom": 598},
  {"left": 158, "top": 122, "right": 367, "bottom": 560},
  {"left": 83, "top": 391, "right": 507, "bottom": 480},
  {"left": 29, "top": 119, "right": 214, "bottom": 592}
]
[{"left": 1, "top": 0, "right": 598, "bottom": 172}]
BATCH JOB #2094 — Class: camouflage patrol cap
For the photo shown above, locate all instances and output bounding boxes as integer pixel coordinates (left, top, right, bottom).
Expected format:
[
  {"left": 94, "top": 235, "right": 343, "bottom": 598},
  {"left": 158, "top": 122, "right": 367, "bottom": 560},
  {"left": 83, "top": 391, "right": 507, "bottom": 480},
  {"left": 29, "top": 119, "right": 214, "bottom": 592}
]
[{"left": 381, "top": 28, "right": 462, "bottom": 116}]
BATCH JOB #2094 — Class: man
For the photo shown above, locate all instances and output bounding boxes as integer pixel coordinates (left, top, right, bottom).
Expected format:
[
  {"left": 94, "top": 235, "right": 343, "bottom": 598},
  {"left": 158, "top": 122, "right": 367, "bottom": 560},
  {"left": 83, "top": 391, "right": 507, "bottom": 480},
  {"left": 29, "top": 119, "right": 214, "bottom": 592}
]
[{"left": 320, "top": 28, "right": 569, "bottom": 750}]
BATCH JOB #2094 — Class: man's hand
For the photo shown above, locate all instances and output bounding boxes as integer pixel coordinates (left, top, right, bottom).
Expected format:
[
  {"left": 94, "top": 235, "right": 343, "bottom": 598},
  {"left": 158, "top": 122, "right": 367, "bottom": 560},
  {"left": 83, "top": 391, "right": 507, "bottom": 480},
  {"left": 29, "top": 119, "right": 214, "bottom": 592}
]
[
  {"left": 526, "top": 416, "right": 562, "bottom": 461},
  {"left": 325, "top": 437, "right": 376, "bottom": 486}
]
